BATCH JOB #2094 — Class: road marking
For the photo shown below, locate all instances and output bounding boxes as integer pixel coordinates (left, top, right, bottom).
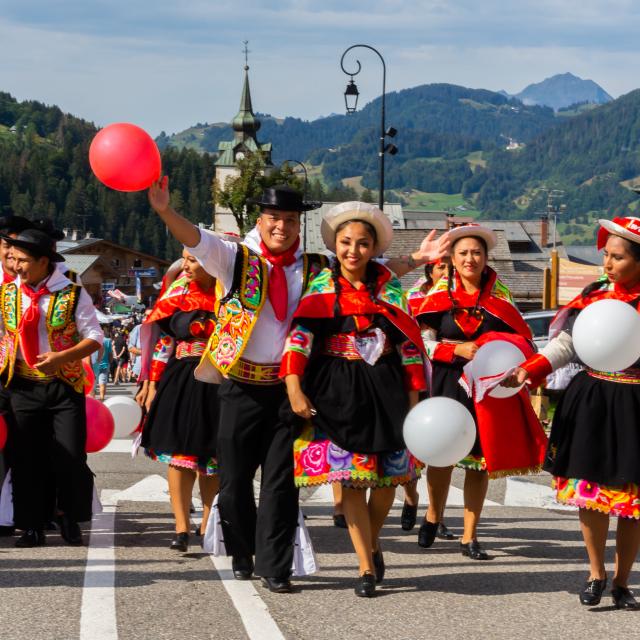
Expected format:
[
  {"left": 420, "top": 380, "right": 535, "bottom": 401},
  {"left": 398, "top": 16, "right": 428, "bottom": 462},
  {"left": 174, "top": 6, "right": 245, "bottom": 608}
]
[
  {"left": 209, "top": 554, "right": 285, "bottom": 640},
  {"left": 101, "top": 439, "right": 135, "bottom": 454},
  {"left": 79, "top": 503, "right": 117, "bottom": 640},
  {"left": 504, "top": 477, "right": 576, "bottom": 510}
]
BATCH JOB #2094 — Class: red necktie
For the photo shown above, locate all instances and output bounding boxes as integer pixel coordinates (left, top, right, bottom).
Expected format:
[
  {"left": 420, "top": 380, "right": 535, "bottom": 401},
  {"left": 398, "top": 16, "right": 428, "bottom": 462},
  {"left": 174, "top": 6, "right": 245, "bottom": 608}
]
[
  {"left": 259, "top": 237, "right": 300, "bottom": 321},
  {"left": 19, "top": 281, "right": 51, "bottom": 367}
]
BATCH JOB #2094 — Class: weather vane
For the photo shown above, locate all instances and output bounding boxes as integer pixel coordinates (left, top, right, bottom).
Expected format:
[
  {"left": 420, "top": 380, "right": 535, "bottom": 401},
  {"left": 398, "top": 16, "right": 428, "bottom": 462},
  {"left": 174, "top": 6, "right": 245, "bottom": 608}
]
[{"left": 243, "top": 40, "right": 250, "bottom": 69}]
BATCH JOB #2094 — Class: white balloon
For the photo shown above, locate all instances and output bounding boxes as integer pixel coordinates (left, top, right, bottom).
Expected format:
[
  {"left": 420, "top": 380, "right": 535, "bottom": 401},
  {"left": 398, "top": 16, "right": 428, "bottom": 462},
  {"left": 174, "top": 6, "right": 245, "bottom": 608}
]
[
  {"left": 403, "top": 397, "right": 476, "bottom": 467},
  {"left": 103, "top": 396, "right": 142, "bottom": 439},
  {"left": 572, "top": 299, "right": 640, "bottom": 372},
  {"left": 471, "top": 339, "right": 525, "bottom": 398}
]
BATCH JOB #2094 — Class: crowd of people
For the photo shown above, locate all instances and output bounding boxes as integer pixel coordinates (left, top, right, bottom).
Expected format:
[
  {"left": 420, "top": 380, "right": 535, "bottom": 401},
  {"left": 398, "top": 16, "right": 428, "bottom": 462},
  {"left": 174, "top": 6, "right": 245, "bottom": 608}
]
[{"left": 0, "top": 184, "right": 638, "bottom": 609}]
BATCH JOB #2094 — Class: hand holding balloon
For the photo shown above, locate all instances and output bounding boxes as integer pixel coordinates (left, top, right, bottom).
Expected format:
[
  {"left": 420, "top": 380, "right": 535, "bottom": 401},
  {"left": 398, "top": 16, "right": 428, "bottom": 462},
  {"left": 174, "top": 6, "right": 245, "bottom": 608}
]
[{"left": 502, "top": 366, "right": 530, "bottom": 388}]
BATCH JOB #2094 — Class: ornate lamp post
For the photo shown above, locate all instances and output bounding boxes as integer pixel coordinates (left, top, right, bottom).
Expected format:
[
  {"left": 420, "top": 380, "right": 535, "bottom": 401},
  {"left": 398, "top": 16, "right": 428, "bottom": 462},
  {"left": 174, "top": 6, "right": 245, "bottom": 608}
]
[
  {"left": 281, "top": 159, "right": 321, "bottom": 251},
  {"left": 340, "top": 44, "right": 397, "bottom": 210}
]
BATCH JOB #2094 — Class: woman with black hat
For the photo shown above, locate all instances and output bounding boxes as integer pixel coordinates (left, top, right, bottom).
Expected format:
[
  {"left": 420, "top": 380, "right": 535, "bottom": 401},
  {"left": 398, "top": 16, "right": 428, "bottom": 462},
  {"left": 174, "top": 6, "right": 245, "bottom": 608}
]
[
  {"left": 414, "top": 224, "right": 547, "bottom": 560},
  {"left": 505, "top": 216, "right": 640, "bottom": 609},
  {"left": 0, "top": 228, "right": 103, "bottom": 547}
]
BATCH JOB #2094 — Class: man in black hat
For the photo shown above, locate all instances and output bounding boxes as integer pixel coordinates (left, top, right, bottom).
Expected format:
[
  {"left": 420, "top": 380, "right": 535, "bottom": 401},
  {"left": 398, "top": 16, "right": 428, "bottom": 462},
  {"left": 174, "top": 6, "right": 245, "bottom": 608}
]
[
  {"left": 149, "top": 178, "right": 448, "bottom": 592},
  {"left": 0, "top": 229, "right": 103, "bottom": 547}
]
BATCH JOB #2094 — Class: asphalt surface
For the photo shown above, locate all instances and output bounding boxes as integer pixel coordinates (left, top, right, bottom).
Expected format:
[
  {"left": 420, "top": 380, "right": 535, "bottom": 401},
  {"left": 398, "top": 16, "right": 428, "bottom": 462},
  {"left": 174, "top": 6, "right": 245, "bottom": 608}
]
[{"left": 0, "top": 382, "right": 638, "bottom": 640}]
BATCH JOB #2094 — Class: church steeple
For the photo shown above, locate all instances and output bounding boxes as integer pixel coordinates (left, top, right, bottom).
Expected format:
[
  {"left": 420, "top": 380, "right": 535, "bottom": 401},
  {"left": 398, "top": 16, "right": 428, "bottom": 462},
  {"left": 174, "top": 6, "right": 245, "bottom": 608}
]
[
  {"left": 232, "top": 41, "right": 261, "bottom": 139},
  {"left": 214, "top": 41, "right": 272, "bottom": 169}
]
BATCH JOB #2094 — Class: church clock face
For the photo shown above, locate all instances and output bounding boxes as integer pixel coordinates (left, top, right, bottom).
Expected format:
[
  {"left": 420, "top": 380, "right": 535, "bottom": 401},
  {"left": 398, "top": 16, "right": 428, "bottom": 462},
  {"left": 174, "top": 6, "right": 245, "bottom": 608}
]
[{"left": 236, "top": 152, "right": 245, "bottom": 161}]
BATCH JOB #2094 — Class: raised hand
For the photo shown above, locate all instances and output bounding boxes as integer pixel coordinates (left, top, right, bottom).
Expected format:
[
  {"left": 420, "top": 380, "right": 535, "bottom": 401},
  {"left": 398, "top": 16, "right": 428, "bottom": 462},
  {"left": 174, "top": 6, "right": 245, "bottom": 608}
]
[
  {"left": 416, "top": 229, "right": 451, "bottom": 264},
  {"left": 148, "top": 176, "right": 170, "bottom": 214}
]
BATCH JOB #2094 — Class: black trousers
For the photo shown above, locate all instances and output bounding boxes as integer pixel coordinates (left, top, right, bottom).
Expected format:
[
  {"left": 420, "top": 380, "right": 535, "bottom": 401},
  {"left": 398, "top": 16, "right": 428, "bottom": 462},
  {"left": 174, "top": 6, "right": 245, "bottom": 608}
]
[
  {"left": 7, "top": 378, "right": 94, "bottom": 530},
  {"left": 217, "top": 379, "right": 298, "bottom": 578}
]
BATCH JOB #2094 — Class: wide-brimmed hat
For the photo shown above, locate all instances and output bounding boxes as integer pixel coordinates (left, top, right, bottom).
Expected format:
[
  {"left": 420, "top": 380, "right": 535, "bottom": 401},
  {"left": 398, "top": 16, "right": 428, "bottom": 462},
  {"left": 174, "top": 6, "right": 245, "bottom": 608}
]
[
  {"left": 597, "top": 217, "right": 640, "bottom": 250},
  {"left": 0, "top": 229, "right": 65, "bottom": 262},
  {"left": 321, "top": 201, "right": 393, "bottom": 257},
  {"left": 447, "top": 223, "right": 497, "bottom": 252},
  {"left": 247, "top": 185, "right": 318, "bottom": 212},
  {"left": 0, "top": 214, "right": 32, "bottom": 236}
]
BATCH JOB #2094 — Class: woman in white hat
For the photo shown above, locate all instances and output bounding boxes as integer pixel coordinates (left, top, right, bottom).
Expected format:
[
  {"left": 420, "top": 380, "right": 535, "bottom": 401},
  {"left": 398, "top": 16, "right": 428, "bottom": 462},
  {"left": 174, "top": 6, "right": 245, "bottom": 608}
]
[
  {"left": 280, "top": 202, "right": 426, "bottom": 597},
  {"left": 505, "top": 217, "right": 640, "bottom": 609},
  {"left": 414, "top": 224, "right": 547, "bottom": 560}
]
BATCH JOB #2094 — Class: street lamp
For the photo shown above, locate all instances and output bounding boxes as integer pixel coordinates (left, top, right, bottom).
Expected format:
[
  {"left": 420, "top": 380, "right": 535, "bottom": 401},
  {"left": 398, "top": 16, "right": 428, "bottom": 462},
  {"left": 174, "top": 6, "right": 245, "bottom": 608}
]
[
  {"left": 281, "top": 159, "right": 321, "bottom": 251},
  {"left": 340, "top": 44, "right": 397, "bottom": 210}
]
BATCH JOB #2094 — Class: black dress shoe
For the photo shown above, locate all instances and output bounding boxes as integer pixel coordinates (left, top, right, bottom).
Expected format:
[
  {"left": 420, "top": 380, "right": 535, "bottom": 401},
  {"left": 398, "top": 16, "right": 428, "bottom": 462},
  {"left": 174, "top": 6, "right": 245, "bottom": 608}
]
[
  {"left": 15, "top": 529, "right": 45, "bottom": 548},
  {"left": 57, "top": 515, "right": 83, "bottom": 546},
  {"left": 579, "top": 576, "right": 607, "bottom": 606},
  {"left": 354, "top": 573, "right": 376, "bottom": 598},
  {"left": 0, "top": 525, "right": 15, "bottom": 537},
  {"left": 612, "top": 586, "right": 639, "bottom": 610},
  {"left": 460, "top": 540, "right": 489, "bottom": 560},
  {"left": 333, "top": 514, "right": 347, "bottom": 529},
  {"left": 436, "top": 522, "right": 456, "bottom": 540},
  {"left": 260, "top": 576, "right": 292, "bottom": 593},
  {"left": 418, "top": 520, "right": 439, "bottom": 548},
  {"left": 400, "top": 502, "right": 418, "bottom": 531},
  {"left": 232, "top": 556, "right": 254, "bottom": 580},
  {"left": 170, "top": 532, "right": 189, "bottom": 552},
  {"left": 372, "top": 548, "right": 385, "bottom": 584}
]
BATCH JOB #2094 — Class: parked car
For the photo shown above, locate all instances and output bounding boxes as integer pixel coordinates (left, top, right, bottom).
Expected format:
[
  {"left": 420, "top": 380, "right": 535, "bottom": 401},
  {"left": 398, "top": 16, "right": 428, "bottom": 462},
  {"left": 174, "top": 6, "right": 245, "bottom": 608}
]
[{"left": 523, "top": 309, "right": 556, "bottom": 350}]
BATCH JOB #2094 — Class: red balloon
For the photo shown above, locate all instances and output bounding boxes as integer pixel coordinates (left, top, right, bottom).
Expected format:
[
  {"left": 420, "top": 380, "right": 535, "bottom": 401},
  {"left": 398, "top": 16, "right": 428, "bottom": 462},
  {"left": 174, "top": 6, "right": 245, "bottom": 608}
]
[
  {"left": 86, "top": 397, "right": 115, "bottom": 453},
  {"left": 0, "top": 414, "right": 7, "bottom": 451},
  {"left": 89, "top": 123, "right": 161, "bottom": 192}
]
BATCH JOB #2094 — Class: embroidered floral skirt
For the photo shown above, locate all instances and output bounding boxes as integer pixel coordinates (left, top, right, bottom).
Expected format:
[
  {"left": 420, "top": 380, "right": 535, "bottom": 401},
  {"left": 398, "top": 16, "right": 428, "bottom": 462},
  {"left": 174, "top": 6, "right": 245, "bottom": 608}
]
[
  {"left": 144, "top": 449, "right": 218, "bottom": 476},
  {"left": 294, "top": 423, "right": 423, "bottom": 489},
  {"left": 554, "top": 476, "right": 640, "bottom": 519}
]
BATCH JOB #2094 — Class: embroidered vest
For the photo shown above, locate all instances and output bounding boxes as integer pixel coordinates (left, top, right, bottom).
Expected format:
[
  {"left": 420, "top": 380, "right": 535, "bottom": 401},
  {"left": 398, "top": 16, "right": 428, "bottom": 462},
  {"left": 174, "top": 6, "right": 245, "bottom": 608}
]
[
  {"left": 0, "top": 282, "right": 86, "bottom": 392},
  {"left": 196, "top": 244, "right": 327, "bottom": 381}
]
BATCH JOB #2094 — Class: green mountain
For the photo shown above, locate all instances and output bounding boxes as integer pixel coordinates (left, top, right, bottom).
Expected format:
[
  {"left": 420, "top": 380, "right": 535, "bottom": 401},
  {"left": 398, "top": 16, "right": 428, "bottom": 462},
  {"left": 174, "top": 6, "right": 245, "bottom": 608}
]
[
  {"left": 0, "top": 91, "right": 216, "bottom": 259},
  {"left": 514, "top": 72, "right": 613, "bottom": 111},
  {"left": 471, "top": 88, "right": 640, "bottom": 225}
]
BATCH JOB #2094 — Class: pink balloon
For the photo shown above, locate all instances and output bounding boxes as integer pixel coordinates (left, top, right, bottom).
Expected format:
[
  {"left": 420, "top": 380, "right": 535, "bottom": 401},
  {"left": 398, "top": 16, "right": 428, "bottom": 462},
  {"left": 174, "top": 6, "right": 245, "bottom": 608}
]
[
  {"left": 89, "top": 123, "right": 161, "bottom": 192},
  {"left": 86, "top": 397, "right": 115, "bottom": 453},
  {"left": 0, "top": 414, "right": 7, "bottom": 451}
]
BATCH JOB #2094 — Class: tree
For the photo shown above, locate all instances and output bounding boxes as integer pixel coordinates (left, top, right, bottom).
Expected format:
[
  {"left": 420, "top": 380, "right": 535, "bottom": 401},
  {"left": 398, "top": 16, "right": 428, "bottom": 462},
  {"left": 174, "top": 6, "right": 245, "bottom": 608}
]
[{"left": 212, "top": 152, "right": 306, "bottom": 234}]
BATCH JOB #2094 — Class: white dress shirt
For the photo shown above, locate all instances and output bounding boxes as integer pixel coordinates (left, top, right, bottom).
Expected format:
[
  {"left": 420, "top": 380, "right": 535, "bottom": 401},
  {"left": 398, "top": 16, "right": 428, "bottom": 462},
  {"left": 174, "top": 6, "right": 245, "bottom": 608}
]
[
  {"left": 0, "top": 268, "right": 103, "bottom": 360},
  {"left": 187, "top": 228, "right": 306, "bottom": 365}
]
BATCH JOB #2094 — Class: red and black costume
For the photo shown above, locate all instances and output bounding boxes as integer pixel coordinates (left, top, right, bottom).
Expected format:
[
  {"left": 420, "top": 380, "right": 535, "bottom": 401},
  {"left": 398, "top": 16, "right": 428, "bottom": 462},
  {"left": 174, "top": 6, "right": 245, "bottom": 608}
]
[
  {"left": 521, "top": 276, "right": 640, "bottom": 518},
  {"left": 416, "top": 267, "right": 547, "bottom": 477},
  {"left": 139, "top": 274, "right": 219, "bottom": 475}
]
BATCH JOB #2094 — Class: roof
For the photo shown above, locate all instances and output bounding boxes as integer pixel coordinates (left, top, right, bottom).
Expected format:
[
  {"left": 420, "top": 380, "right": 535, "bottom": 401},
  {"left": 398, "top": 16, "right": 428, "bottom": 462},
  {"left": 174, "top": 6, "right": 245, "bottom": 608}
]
[
  {"left": 60, "top": 237, "right": 171, "bottom": 266},
  {"left": 61, "top": 254, "right": 101, "bottom": 275}
]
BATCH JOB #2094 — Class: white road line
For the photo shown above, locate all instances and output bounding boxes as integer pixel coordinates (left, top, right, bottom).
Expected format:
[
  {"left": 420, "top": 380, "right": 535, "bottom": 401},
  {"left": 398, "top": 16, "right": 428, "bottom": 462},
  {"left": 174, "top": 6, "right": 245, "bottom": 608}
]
[
  {"left": 101, "top": 439, "right": 135, "bottom": 454},
  {"left": 79, "top": 503, "right": 117, "bottom": 640},
  {"left": 209, "top": 554, "right": 285, "bottom": 640}
]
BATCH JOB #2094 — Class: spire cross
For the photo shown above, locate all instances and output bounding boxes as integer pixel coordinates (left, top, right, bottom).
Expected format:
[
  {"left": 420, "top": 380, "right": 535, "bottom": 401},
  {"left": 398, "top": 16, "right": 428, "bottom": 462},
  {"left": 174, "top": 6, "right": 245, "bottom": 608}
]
[{"left": 243, "top": 40, "right": 250, "bottom": 69}]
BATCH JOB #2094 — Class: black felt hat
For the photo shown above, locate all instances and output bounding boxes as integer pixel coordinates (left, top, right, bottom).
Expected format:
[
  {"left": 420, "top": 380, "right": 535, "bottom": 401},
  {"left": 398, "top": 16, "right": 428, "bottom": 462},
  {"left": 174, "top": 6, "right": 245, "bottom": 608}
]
[
  {"left": 247, "top": 185, "right": 319, "bottom": 212},
  {"left": 0, "top": 229, "right": 65, "bottom": 262},
  {"left": 29, "top": 218, "right": 65, "bottom": 242},
  {"left": 0, "top": 215, "right": 33, "bottom": 236}
]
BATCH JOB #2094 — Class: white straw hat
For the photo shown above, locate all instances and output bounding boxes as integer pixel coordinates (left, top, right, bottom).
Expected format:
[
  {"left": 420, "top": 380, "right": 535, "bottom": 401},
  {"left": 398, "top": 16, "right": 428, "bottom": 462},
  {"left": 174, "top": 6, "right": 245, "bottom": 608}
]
[
  {"left": 447, "top": 223, "right": 497, "bottom": 252},
  {"left": 321, "top": 201, "right": 393, "bottom": 257}
]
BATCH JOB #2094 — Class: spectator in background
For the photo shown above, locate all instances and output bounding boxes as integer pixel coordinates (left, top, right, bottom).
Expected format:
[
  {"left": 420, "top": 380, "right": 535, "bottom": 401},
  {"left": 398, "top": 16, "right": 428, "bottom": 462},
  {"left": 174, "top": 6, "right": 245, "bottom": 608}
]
[
  {"left": 91, "top": 326, "right": 112, "bottom": 401},
  {"left": 112, "top": 330, "right": 129, "bottom": 385}
]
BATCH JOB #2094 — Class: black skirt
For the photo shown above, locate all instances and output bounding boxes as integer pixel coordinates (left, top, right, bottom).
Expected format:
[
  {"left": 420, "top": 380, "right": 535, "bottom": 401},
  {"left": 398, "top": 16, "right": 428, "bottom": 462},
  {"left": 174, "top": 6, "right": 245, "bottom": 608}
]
[
  {"left": 430, "top": 361, "right": 482, "bottom": 457},
  {"left": 290, "top": 351, "right": 409, "bottom": 454},
  {"left": 544, "top": 370, "right": 640, "bottom": 485},
  {"left": 141, "top": 356, "right": 219, "bottom": 459}
]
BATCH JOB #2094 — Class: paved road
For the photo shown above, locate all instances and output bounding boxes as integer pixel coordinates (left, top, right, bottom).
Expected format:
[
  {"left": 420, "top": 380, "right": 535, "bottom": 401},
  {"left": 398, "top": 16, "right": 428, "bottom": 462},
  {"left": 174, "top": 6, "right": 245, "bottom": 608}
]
[{"left": 0, "top": 383, "right": 638, "bottom": 640}]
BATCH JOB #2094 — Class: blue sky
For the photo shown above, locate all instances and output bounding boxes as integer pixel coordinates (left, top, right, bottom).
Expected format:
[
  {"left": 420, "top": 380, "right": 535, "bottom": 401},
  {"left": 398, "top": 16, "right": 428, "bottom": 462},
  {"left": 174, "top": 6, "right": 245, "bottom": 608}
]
[{"left": 2, "top": 1, "right": 640, "bottom": 136}]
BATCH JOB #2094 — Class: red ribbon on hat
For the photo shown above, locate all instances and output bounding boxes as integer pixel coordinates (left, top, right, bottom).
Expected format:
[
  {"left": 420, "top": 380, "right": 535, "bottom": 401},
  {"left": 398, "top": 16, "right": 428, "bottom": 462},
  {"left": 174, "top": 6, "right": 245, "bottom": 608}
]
[
  {"left": 597, "top": 217, "right": 640, "bottom": 249},
  {"left": 260, "top": 237, "right": 300, "bottom": 321}
]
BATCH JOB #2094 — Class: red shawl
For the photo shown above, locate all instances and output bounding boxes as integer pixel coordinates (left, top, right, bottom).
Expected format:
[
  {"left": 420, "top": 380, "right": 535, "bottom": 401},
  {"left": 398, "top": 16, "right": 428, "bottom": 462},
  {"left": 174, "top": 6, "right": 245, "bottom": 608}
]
[
  {"left": 417, "top": 267, "right": 545, "bottom": 476},
  {"left": 292, "top": 264, "right": 425, "bottom": 352}
]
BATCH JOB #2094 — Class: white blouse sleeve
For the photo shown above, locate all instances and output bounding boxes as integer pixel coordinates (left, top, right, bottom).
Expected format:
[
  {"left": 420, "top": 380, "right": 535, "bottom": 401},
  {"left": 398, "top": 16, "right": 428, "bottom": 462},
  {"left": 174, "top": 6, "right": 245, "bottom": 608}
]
[{"left": 186, "top": 229, "right": 237, "bottom": 294}]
